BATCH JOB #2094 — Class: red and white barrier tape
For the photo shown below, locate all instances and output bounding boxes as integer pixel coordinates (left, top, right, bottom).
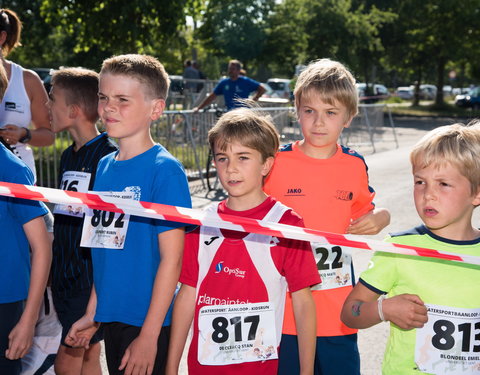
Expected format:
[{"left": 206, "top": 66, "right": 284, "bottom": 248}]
[{"left": 1, "top": 181, "right": 479, "bottom": 266}]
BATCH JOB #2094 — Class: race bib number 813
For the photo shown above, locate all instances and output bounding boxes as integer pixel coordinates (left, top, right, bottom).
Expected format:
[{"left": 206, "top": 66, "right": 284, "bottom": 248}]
[{"left": 415, "top": 304, "right": 480, "bottom": 374}]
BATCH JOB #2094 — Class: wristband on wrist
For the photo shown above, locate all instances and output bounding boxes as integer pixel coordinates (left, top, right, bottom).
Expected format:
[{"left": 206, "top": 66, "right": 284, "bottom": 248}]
[
  {"left": 19, "top": 128, "right": 31, "bottom": 144},
  {"left": 378, "top": 294, "right": 387, "bottom": 322}
]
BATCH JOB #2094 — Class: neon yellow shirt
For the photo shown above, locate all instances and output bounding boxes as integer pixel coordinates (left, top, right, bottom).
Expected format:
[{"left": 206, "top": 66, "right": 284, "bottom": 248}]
[{"left": 360, "top": 225, "right": 480, "bottom": 374}]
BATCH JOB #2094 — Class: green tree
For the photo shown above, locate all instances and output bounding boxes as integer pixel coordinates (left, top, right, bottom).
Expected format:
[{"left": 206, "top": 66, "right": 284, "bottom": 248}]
[
  {"left": 38, "top": 0, "right": 189, "bottom": 71},
  {"left": 379, "top": 0, "right": 479, "bottom": 106},
  {"left": 197, "top": 0, "right": 274, "bottom": 73},
  {"left": 261, "top": 0, "right": 309, "bottom": 77}
]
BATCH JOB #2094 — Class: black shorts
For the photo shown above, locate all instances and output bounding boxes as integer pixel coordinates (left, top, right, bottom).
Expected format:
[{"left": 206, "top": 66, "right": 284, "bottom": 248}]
[
  {"left": 103, "top": 322, "right": 170, "bottom": 375},
  {"left": 0, "top": 300, "right": 24, "bottom": 374},
  {"left": 52, "top": 290, "right": 103, "bottom": 347}
]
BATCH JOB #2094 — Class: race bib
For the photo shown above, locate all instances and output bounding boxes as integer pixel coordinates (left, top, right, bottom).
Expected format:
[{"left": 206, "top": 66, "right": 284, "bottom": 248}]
[
  {"left": 80, "top": 191, "right": 133, "bottom": 249},
  {"left": 310, "top": 243, "right": 352, "bottom": 291},
  {"left": 53, "top": 171, "right": 92, "bottom": 217},
  {"left": 197, "top": 302, "right": 278, "bottom": 365},
  {"left": 415, "top": 304, "right": 480, "bottom": 374}
]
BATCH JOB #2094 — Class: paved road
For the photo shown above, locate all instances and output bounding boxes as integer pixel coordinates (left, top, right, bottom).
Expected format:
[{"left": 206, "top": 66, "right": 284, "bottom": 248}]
[{"left": 101, "top": 115, "right": 479, "bottom": 373}]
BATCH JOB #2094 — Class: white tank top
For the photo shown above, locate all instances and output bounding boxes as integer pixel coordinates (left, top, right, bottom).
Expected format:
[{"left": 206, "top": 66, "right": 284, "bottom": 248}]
[{"left": 0, "top": 61, "right": 36, "bottom": 178}]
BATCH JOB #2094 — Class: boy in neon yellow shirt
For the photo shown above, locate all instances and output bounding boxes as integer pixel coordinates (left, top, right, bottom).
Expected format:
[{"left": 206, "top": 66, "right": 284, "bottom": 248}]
[{"left": 341, "top": 122, "right": 480, "bottom": 374}]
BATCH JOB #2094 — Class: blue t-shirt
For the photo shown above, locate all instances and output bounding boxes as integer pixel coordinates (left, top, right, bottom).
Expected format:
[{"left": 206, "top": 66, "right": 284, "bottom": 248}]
[
  {"left": 0, "top": 143, "right": 48, "bottom": 303},
  {"left": 91, "top": 144, "right": 192, "bottom": 327},
  {"left": 213, "top": 76, "right": 260, "bottom": 110}
]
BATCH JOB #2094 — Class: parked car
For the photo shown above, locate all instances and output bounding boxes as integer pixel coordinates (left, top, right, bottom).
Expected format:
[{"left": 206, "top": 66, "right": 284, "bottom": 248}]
[
  {"left": 266, "top": 78, "right": 292, "bottom": 100},
  {"left": 396, "top": 86, "right": 414, "bottom": 100},
  {"left": 356, "top": 83, "right": 389, "bottom": 103},
  {"left": 32, "top": 67, "right": 53, "bottom": 93},
  {"left": 169, "top": 75, "right": 184, "bottom": 95},
  {"left": 419, "top": 84, "right": 437, "bottom": 100},
  {"left": 455, "top": 86, "right": 480, "bottom": 109}
]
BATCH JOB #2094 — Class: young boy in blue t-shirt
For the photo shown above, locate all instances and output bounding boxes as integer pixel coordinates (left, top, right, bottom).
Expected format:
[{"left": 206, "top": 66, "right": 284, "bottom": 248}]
[
  {"left": 65, "top": 54, "right": 192, "bottom": 375},
  {"left": 0, "top": 142, "right": 51, "bottom": 375}
]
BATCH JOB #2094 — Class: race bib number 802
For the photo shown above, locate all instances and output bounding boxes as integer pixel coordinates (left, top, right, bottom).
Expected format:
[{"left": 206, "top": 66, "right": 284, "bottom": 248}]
[{"left": 80, "top": 191, "right": 133, "bottom": 249}]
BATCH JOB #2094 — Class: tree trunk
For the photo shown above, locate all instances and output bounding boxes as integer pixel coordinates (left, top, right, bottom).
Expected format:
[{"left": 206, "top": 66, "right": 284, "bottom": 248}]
[{"left": 435, "top": 56, "right": 446, "bottom": 107}]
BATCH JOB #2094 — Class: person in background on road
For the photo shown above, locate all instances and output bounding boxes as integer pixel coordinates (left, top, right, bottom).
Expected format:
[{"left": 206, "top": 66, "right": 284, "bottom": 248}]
[
  {"left": 47, "top": 67, "right": 118, "bottom": 375},
  {"left": 183, "top": 59, "right": 200, "bottom": 91},
  {"left": 192, "top": 61, "right": 206, "bottom": 93},
  {"left": 0, "top": 8, "right": 54, "bottom": 180},
  {"left": 166, "top": 107, "right": 319, "bottom": 375},
  {"left": 65, "top": 54, "right": 192, "bottom": 375},
  {"left": 341, "top": 122, "right": 480, "bottom": 374},
  {"left": 193, "top": 59, "right": 265, "bottom": 112},
  {"left": 263, "top": 58, "right": 390, "bottom": 375}
]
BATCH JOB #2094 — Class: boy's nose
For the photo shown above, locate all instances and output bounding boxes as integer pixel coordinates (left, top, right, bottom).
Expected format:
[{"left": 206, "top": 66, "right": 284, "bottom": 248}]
[{"left": 424, "top": 185, "right": 437, "bottom": 200}]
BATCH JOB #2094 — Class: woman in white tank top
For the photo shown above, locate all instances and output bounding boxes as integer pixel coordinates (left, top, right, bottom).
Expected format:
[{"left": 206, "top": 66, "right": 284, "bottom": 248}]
[{"left": 0, "top": 8, "right": 54, "bottom": 179}]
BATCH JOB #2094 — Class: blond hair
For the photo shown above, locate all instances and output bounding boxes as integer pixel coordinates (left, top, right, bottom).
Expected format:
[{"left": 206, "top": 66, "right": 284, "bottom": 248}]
[
  {"left": 410, "top": 122, "right": 480, "bottom": 194},
  {"left": 294, "top": 58, "right": 358, "bottom": 119},
  {"left": 101, "top": 54, "right": 169, "bottom": 100},
  {"left": 208, "top": 107, "right": 279, "bottom": 162},
  {"left": 51, "top": 68, "right": 100, "bottom": 123}
]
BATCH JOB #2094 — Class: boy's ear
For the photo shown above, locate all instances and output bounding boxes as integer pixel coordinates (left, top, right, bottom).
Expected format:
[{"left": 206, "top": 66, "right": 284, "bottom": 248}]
[
  {"left": 472, "top": 189, "right": 480, "bottom": 206},
  {"left": 68, "top": 104, "right": 79, "bottom": 119},
  {"left": 261, "top": 156, "right": 275, "bottom": 177},
  {"left": 150, "top": 99, "right": 166, "bottom": 121},
  {"left": 343, "top": 115, "right": 354, "bottom": 129}
]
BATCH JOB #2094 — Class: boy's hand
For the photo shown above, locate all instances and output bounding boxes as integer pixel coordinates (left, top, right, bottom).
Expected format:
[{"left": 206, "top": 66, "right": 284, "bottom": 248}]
[
  {"left": 65, "top": 315, "right": 99, "bottom": 349},
  {"left": 119, "top": 333, "right": 157, "bottom": 375},
  {"left": 6, "top": 319, "right": 35, "bottom": 360},
  {"left": 383, "top": 294, "right": 428, "bottom": 330},
  {"left": 347, "top": 208, "right": 390, "bottom": 235}
]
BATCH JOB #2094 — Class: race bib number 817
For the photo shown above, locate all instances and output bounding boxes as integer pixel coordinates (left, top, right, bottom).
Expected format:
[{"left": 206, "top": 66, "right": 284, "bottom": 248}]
[{"left": 197, "top": 302, "right": 278, "bottom": 366}]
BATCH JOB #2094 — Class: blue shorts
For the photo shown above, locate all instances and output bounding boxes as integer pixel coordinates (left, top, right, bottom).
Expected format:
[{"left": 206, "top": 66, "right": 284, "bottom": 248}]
[
  {"left": 0, "top": 300, "right": 24, "bottom": 374},
  {"left": 278, "top": 333, "right": 360, "bottom": 375},
  {"left": 52, "top": 289, "right": 103, "bottom": 347}
]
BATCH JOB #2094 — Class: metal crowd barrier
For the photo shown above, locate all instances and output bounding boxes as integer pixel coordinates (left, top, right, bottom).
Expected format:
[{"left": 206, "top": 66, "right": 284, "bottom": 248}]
[{"left": 34, "top": 104, "right": 396, "bottom": 189}]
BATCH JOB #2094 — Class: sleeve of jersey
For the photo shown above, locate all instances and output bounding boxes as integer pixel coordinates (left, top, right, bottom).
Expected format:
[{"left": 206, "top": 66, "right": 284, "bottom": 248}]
[
  {"left": 9, "top": 166, "right": 48, "bottom": 225},
  {"left": 152, "top": 160, "right": 192, "bottom": 233},
  {"left": 179, "top": 229, "right": 200, "bottom": 288},
  {"left": 277, "top": 211, "right": 321, "bottom": 293},
  {"left": 213, "top": 80, "right": 225, "bottom": 96},
  {"left": 358, "top": 247, "right": 399, "bottom": 295},
  {"left": 351, "top": 159, "right": 376, "bottom": 220},
  {"left": 247, "top": 77, "right": 260, "bottom": 91}
]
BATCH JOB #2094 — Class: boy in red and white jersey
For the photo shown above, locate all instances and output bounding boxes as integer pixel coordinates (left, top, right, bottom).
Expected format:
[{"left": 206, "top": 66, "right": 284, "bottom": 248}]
[{"left": 166, "top": 107, "right": 320, "bottom": 375}]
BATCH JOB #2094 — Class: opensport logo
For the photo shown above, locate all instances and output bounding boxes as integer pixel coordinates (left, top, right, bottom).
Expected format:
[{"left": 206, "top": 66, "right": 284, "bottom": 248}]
[{"left": 215, "top": 261, "right": 224, "bottom": 273}]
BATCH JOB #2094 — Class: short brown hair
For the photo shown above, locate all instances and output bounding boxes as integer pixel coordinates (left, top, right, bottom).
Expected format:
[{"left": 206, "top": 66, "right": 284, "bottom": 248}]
[
  {"left": 100, "top": 54, "right": 170, "bottom": 100},
  {"left": 208, "top": 107, "right": 279, "bottom": 163},
  {"left": 228, "top": 60, "right": 242, "bottom": 70},
  {"left": 294, "top": 58, "right": 358, "bottom": 119},
  {"left": 410, "top": 122, "right": 480, "bottom": 194},
  {"left": 0, "top": 9, "right": 22, "bottom": 56},
  {"left": 51, "top": 67, "right": 99, "bottom": 123}
]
